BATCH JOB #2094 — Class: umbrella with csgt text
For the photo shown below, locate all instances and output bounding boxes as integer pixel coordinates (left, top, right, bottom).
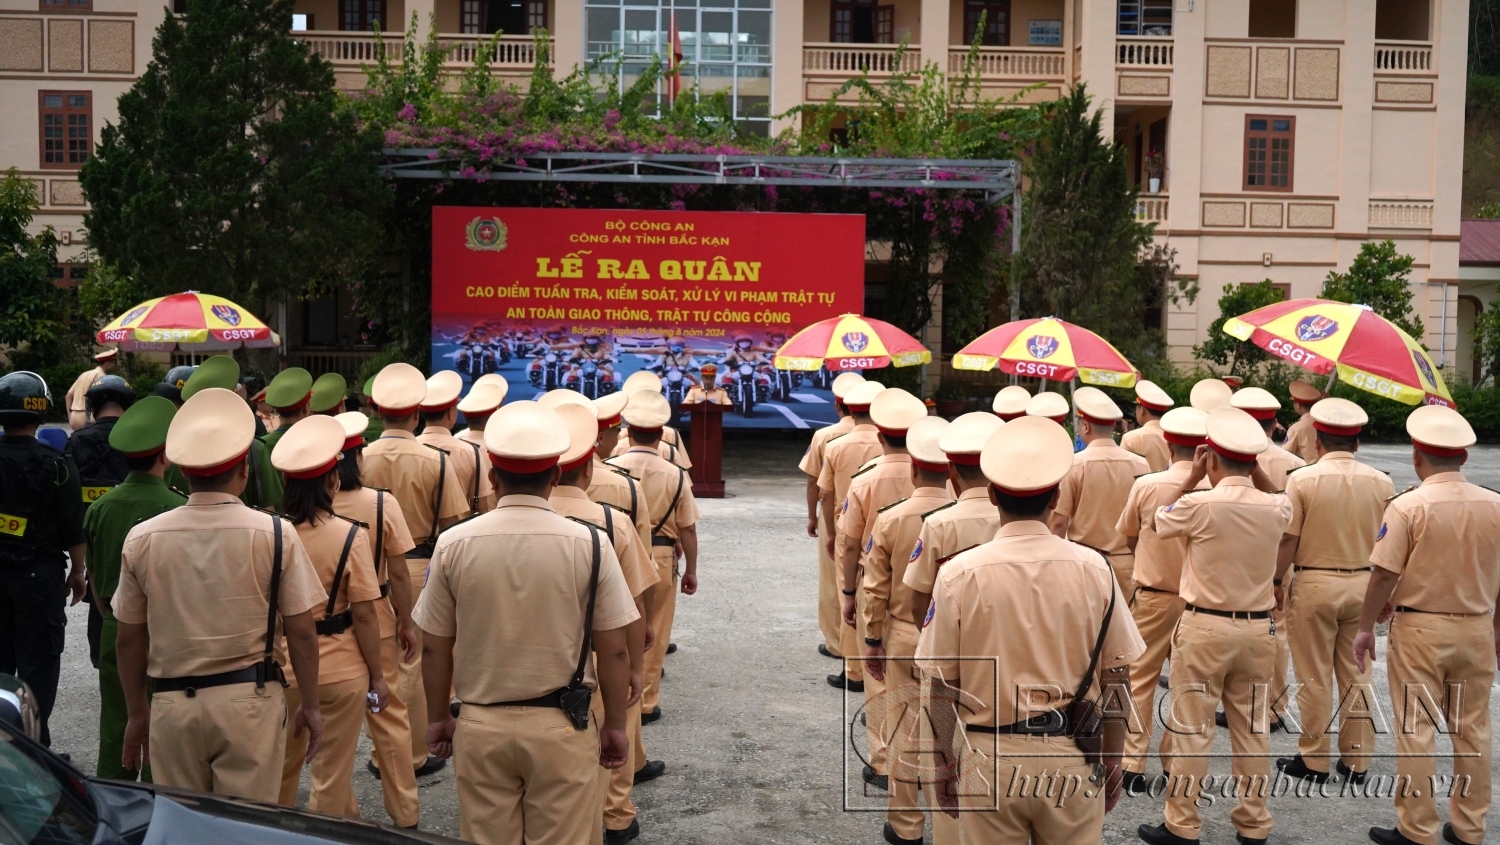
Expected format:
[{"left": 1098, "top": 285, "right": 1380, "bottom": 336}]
[
  {"left": 97, "top": 292, "right": 280, "bottom": 353},
  {"left": 772, "top": 314, "right": 931, "bottom": 371},
  {"left": 951, "top": 317, "right": 1140, "bottom": 388},
  {"left": 1222, "top": 298, "right": 1453, "bottom": 407}
]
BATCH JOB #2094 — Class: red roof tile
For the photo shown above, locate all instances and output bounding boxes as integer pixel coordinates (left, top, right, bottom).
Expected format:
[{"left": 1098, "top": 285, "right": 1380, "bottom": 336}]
[{"left": 1461, "top": 218, "right": 1500, "bottom": 265}]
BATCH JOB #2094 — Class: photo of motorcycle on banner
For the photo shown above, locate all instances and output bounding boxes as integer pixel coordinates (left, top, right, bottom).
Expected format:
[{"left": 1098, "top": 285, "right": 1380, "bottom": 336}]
[{"left": 431, "top": 207, "right": 867, "bottom": 428}]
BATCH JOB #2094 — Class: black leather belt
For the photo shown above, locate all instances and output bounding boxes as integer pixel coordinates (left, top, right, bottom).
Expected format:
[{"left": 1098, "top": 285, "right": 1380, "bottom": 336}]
[
  {"left": 1295, "top": 566, "right": 1371, "bottom": 572},
  {"left": 650, "top": 536, "right": 675, "bottom": 547},
  {"left": 379, "top": 582, "right": 390, "bottom": 598},
  {"left": 153, "top": 666, "right": 263, "bottom": 696},
  {"left": 1136, "top": 584, "right": 1176, "bottom": 595},
  {"left": 965, "top": 710, "right": 1069, "bottom": 736},
  {"left": 1395, "top": 606, "right": 1485, "bottom": 617},
  {"left": 1185, "top": 604, "right": 1271, "bottom": 620},
  {"left": 407, "top": 542, "right": 435, "bottom": 559},
  {"left": 315, "top": 610, "right": 354, "bottom": 636},
  {"left": 473, "top": 689, "right": 568, "bottom": 709}
]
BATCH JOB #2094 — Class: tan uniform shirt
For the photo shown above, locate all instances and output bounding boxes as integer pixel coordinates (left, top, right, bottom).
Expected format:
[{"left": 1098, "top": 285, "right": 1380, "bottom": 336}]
[
  {"left": 609, "top": 447, "right": 700, "bottom": 542},
  {"left": 1284, "top": 414, "right": 1318, "bottom": 464},
  {"left": 332, "top": 487, "right": 415, "bottom": 638},
  {"left": 588, "top": 457, "right": 654, "bottom": 553},
  {"left": 1121, "top": 420, "right": 1172, "bottom": 473},
  {"left": 414, "top": 496, "right": 638, "bottom": 701},
  {"left": 1155, "top": 476, "right": 1293, "bottom": 612},
  {"left": 285, "top": 516, "right": 381, "bottom": 687},
  {"left": 456, "top": 428, "right": 484, "bottom": 449},
  {"left": 1370, "top": 472, "right": 1500, "bottom": 615},
  {"left": 863, "top": 487, "right": 952, "bottom": 638},
  {"left": 1285, "top": 452, "right": 1395, "bottom": 570},
  {"left": 1055, "top": 439, "right": 1149, "bottom": 557},
  {"left": 1115, "top": 461, "right": 1206, "bottom": 593},
  {"left": 916, "top": 522, "right": 1145, "bottom": 727},
  {"left": 418, "top": 424, "right": 497, "bottom": 514},
  {"left": 817, "top": 424, "right": 882, "bottom": 503},
  {"left": 550, "top": 486, "right": 659, "bottom": 599},
  {"left": 66, "top": 365, "right": 105, "bottom": 417},
  {"left": 684, "top": 386, "right": 731, "bottom": 406},
  {"left": 612, "top": 426, "right": 691, "bottom": 470},
  {"left": 837, "top": 454, "right": 915, "bottom": 575},
  {"left": 361, "top": 429, "right": 468, "bottom": 552},
  {"left": 112, "top": 493, "right": 327, "bottom": 678},
  {"left": 799, "top": 416, "right": 855, "bottom": 480},
  {"left": 1257, "top": 443, "right": 1306, "bottom": 491},
  {"left": 903, "top": 488, "right": 1004, "bottom": 594}
]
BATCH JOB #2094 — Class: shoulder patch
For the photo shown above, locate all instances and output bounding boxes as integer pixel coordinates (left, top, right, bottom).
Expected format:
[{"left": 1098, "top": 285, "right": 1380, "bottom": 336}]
[
  {"left": 909, "top": 537, "right": 924, "bottom": 562},
  {"left": 877, "top": 496, "right": 911, "bottom": 513},
  {"left": 920, "top": 501, "right": 957, "bottom": 520},
  {"left": 863, "top": 534, "right": 873, "bottom": 554},
  {"left": 1376, "top": 522, "right": 1388, "bottom": 541},
  {"left": 922, "top": 601, "right": 936, "bottom": 628}
]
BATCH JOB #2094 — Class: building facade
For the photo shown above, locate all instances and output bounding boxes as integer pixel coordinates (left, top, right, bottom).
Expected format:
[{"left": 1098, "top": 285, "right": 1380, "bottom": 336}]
[{"left": 0, "top": 0, "right": 1468, "bottom": 372}]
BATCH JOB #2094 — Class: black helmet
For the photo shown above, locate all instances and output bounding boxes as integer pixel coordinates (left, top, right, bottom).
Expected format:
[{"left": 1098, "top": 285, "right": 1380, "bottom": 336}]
[
  {"left": 85, "top": 374, "right": 136, "bottom": 413},
  {"left": 164, "top": 365, "right": 197, "bottom": 390},
  {"left": 0, "top": 371, "right": 51, "bottom": 426},
  {"left": 152, "top": 382, "right": 183, "bottom": 406}
]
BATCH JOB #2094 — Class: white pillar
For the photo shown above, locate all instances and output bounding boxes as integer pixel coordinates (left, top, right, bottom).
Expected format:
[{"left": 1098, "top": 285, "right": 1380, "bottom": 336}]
[
  {"left": 772, "top": 0, "right": 805, "bottom": 134},
  {"left": 553, "top": 0, "right": 585, "bottom": 75}
]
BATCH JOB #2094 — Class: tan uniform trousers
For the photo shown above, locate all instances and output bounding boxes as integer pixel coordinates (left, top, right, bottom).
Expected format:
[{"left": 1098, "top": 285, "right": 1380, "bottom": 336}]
[
  {"left": 920, "top": 676, "right": 961, "bottom": 845},
  {"left": 605, "top": 696, "right": 643, "bottom": 831},
  {"left": 643, "top": 545, "right": 677, "bottom": 713},
  {"left": 1164, "top": 611, "right": 1277, "bottom": 841},
  {"left": 399, "top": 557, "right": 432, "bottom": 768},
  {"left": 149, "top": 682, "right": 287, "bottom": 802},
  {"left": 359, "top": 634, "right": 420, "bottom": 826},
  {"left": 1123, "top": 587, "right": 1185, "bottom": 773},
  {"left": 1386, "top": 612, "right": 1494, "bottom": 845},
  {"left": 1287, "top": 569, "right": 1374, "bottom": 773},
  {"left": 880, "top": 620, "right": 926, "bottom": 841},
  {"left": 454, "top": 703, "right": 601, "bottom": 845},
  {"left": 818, "top": 536, "right": 844, "bottom": 658},
  {"left": 1272, "top": 605, "right": 1291, "bottom": 722},
  {"left": 958, "top": 733, "right": 1104, "bottom": 845},
  {"left": 280, "top": 676, "right": 368, "bottom": 817},
  {"left": 1107, "top": 553, "right": 1135, "bottom": 599},
  {"left": 838, "top": 552, "right": 863, "bottom": 683}
]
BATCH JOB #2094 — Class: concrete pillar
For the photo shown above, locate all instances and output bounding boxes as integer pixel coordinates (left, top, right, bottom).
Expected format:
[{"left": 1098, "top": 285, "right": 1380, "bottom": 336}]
[
  {"left": 553, "top": 0, "right": 585, "bottom": 75},
  {"left": 772, "top": 0, "right": 805, "bottom": 134},
  {"left": 1075, "top": 0, "right": 1117, "bottom": 130},
  {"left": 1162, "top": 0, "right": 1203, "bottom": 361},
  {"left": 919, "top": 0, "right": 948, "bottom": 75},
  {"left": 408, "top": 0, "right": 436, "bottom": 39},
  {"left": 1337, "top": 0, "right": 1377, "bottom": 248}
]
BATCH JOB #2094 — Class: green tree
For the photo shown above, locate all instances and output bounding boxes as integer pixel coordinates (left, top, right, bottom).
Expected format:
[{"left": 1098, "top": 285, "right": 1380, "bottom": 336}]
[
  {"left": 1194, "top": 280, "right": 1288, "bottom": 378},
  {"left": 1320, "top": 239, "right": 1423, "bottom": 339},
  {"left": 0, "top": 169, "right": 66, "bottom": 357},
  {"left": 1010, "top": 84, "right": 1161, "bottom": 361},
  {"left": 80, "top": 0, "right": 387, "bottom": 306}
]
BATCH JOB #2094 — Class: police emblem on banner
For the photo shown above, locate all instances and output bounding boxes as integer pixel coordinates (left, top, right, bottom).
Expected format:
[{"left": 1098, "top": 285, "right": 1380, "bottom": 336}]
[
  {"left": 1295, "top": 315, "right": 1339, "bottom": 342},
  {"left": 842, "top": 331, "right": 870, "bottom": 353},
  {"left": 210, "top": 305, "right": 242, "bottom": 326},
  {"left": 119, "top": 306, "right": 148, "bottom": 327},
  {"left": 1026, "top": 335, "right": 1058, "bottom": 359},
  {"left": 1412, "top": 350, "right": 1436, "bottom": 387},
  {"left": 466, "top": 217, "right": 508, "bottom": 252}
]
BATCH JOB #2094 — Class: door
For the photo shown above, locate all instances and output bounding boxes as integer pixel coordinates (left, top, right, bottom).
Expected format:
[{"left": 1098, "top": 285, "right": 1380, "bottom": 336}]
[
  {"left": 963, "top": 0, "right": 1010, "bottom": 46},
  {"left": 832, "top": 0, "right": 878, "bottom": 43}
]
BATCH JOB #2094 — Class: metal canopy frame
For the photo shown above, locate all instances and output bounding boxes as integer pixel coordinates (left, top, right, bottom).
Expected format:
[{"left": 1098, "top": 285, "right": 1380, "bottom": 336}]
[{"left": 379, "top": 149, "right": 1021, "bottom": 205}]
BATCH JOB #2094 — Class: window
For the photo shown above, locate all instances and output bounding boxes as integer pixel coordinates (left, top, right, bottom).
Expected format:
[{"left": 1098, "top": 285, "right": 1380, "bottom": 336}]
[
  {"left": 963, "top": 0, "right": 1009, "bottom": 46},
  {"left": 291, "top": 13, "right": 313, "bottom": 30},
  {"left": 48, "top": 263, "right": 89, "bottom": 288},
  {"left": 40, "top": 92, "right": 90, "bottom": 170},
  {"left": 1241, "top": 281, "right": 1291, "bottom": 300},
  {"left": 461, "top": 0, "right": 482, "bottom": 32},
  {"left": 340, "top": 0, "right": 384, "bottom": 32},
  {"left": 39, "top": 0, "right": 91, "bottom": 12},
  {"left": 1375, "top": 0, "right": 1428, "bottom": 41},
  {"left": 1117, "top": 0, "right": 1171, "bottom": 36},
  {"left": 1248, "top": 0, "right": 1295, "bottom": 38},
  {"left": 464, "top": 0, "right": 546, "bottom": 35},
  {"left": 1244, "top": 115, "right": 1294, "bottom": 192}
]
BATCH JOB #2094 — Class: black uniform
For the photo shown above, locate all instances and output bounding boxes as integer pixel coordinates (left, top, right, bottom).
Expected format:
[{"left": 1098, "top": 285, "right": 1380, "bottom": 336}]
[
  {"left": 0, "top": 434, "right": 85, "bottom": 746},
  {"left": 64, "top": 416, "right": 128, "bottom": 667}
]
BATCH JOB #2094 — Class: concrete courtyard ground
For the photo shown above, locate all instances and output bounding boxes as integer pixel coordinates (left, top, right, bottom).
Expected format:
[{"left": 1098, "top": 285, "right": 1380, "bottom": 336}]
[{"left": 43, "top": 437, "right": 1500, "bottom": 844}]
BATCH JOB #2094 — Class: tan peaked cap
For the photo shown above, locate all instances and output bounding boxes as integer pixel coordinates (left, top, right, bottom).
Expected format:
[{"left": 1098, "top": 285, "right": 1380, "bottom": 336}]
[
  {"left": 844, "top": 381, "right": 885, "bottom": 410},
  {"left": 271, "top": 415, "right": 346, "bottom": 478},
  {"left": 1135, "top": 380, "right": 1174, "bottom": 411},
  {"left": 483, "top": 400, "right": 569, "bottom": 471},
  {"left": 1309, "top": 397, "right": 1367, "bottom": 436},
  {"left": 538, "top": 388, "right": 593, "bottom": 411},
  {"left": 831, "top": 372, "right": 867, "bottom": 400},
  {"left": 1230, "top": 386, "right": 1280, "bottom": 420},
  {"left": 474, "top": 373, "right": 509, "bottom": 392},
  {"left": 1026, "top": 391, "right": 1069, "bottom": 421},
  {"left": 555, "top": 403, "right": 602, "bottom": 470},
  {"left": 981, "top": 416, "right": 1074, "bottom": 494},
  {"left": 422, "top": 370, "right": 464, "bottom": 411},
  {"left": 371, "top": 363, "right": 427, "bottom": 414},
  {"left": 1406, "top": 404, "right": 1475, "bottom": 455},
  {"left": 334, "top": 411, "right": 369, "bottom": 445},
  {"left": 1073, "top": 386, "right": 1122, "bottom": 424},
  {"left": 1288, "top": 379, "right": 1321, "bottom": 403},
  {"left": 1206, "top": 407, "right": 1269, "bottom": 461},
  {"left": 166, "top": 387, "right": 257, "bottom": 476},
  {"left": 940, "top": 412, "right": 1005, "bottom": 464},
  {"left": 458, "top": 381, "right": 505, "bottom": 417},
  {"left": 622, "top": 371, "right": 662, "bottom": 395},
  {"left": 594, "top": 391, "right": 629, "bottom": 427},
  {"left": 1190, "top": 378, "right": 1233, "bottom": 412},
  {"left": 992, "top": 384, "right": 1031, "bottom": 419},
  {"left": 869, "top": 388, "right": 926, "bottom": 434},
  {"left": 622, "top": 389, "right": 673, "bottom": 429},
  {"left": 907, "top": 416, "right": 950, "bottom": 470},
  {"left": 1160, "top": 406, "right": 1209, "bottom": 446}
]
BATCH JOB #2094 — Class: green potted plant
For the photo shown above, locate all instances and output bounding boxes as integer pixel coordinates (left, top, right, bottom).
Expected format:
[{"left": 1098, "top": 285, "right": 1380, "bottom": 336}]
[{"left": 933, "top": 381, "right": 968, "bottom": 418}]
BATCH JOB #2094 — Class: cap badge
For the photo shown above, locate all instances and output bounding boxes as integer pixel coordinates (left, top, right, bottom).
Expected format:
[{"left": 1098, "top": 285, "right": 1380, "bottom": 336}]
[{"left": 466, "top": 217, "right": 508, "bottom": 252}]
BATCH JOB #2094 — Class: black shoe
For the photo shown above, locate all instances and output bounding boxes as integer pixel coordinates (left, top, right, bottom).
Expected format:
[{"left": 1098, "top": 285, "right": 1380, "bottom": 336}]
[
  {"left": 827, "top": 672, "right": 864, "bottom": 692},
  {"left": 56, "top": 752, "right": 71, "bottom": 762},
  {"left": 450, "top": 700, "right": 461, "bottom": 718},
  {"left": 659, "top": 668, "right": 665, "bottom": 679},
  {"left": 1121, "top": 770, "right": 1150, "bottom": 793},
  {"left": 414, "top": 756, "right": 447, "bottom": 778},
  {"left": 666, "top": 642, "right": 677, "bottom": 655},
  {"left": 883, "top": 821, "right": 923, "bottom": 845},
  {"left": 862, "top": 764, "right": 889, "bottom": 791},
  {"left": 1270, "top": 716, "right": 1287, "bottom": 733},
  {"left": 641, "top": 706, "right": 662, "bottom": 725},
  {"left": 1215, "top": 711, "right": 1228, "bottom": 728},
  {"left": 633, "top": 760, "right": 666, "bottom": 784},
  {"left": 604, "top": 819, "right": 641, "bottom": 843},
  {"left": 1336, "top": 759, "right": 1367, "bottom": 785},
  {"left": 1235, "top": 834, "right": 1267, "bottom": 845},
  {"left": 818, "top": 644, "right": 842, "bottom": 659},
  {"left": 367, "top": 758, "right": 382, "bottom": 780},
  {"left": 1138, "top": 823, "right": 1198, "bottom": 845},
  {"left": 1444, "top": 822, "right": 1476, "bottom": 845},
  {"left": 1369, "top": 827, "right": 1422, "bottom": 845},
  {"left": 1158, "top": 674, "right": 1170, "bottom": 689},
  {"left": 1276, "top": 755, "right": 1330, "bottom": 783}
]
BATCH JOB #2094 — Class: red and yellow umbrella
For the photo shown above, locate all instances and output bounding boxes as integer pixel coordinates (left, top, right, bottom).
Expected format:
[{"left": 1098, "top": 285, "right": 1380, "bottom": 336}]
[
  {"left": 97, "top": 292, "right": 279, "bottom": 352},
  {"left": 773, "top": 314, "right": 931, "bottom": 371},
  {"left": 952, "top": 317, "right": 1139, "bottom": 388},
  {"left": 1222, "top": 298, "right": 1452, "bottom": 407}
]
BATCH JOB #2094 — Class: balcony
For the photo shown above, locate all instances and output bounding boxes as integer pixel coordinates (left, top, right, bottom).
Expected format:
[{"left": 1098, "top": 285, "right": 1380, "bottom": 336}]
[
  {"left": 298, "top": 31, "right": 550, "bottom": 73},
  {"left": 802, "top": 43, "right": 920, "bottom": 77},
  {"left": 1373, "top": 41, "right": 1433, "bottom": 73},
  {"left": 1369, "top": 201, "right": 1433, "bottom": 228},
  {"left": 1116, "top": 37, "right": 1173, "bottom": 68},
  {"left": 947, "top": 47, "right": 1065, "bottom": 80},
  {"left": 1136, "top": 194, "right": 1169, "bottom": 224}
]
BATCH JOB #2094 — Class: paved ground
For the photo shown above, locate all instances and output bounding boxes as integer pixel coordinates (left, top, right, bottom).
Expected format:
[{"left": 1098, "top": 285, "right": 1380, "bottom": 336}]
[{"left": 43, "top": 438, "right": 1500, "bottom": 844}]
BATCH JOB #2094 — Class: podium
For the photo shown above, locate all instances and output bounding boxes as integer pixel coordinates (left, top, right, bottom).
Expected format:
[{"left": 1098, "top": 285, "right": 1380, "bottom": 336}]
[{"left": 685, "top": 401, "right": 726, "bottom": 497}]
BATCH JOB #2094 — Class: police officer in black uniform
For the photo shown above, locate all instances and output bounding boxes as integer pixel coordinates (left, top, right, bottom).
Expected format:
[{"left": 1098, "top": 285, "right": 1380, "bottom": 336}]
[
  {"left": 0, "top": 372, "right": 87, "bottom": 747},
  {"left": 152, "top": 365, "right": 196, "bottom": 405},
  {"left": 64, "top": 374, "right": 135, "bottom": 668}
]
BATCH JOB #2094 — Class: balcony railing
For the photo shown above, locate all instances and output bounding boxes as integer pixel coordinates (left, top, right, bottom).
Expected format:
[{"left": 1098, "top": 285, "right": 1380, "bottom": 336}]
[
  {"left": 803, "top": 43, "right": 920, "bottom": 76},
  {"left": 948, "top": 47, "right": 1066, "bottom": 79},
  {"left": 1368, "top": 201, "right": 1433, "bottom": 228},
  {"left": 1116, "top": 37, "right": 1173, "bottom": 68},
  {"left": 1374, "top": 41, "right": 1433, "bottom": 73},
  {"left": 1136, "top": 194, "right": 1169, "bottom": 223},
  {"left": 298, "top": 31, "right": 550, "bottom": 69}
]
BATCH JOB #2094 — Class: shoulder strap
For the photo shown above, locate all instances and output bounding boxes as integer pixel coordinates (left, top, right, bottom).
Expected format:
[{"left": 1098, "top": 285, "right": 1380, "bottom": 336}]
[
  {"left": 1073, "top": 573, "right": 1118, "bottom": 705},
  {"left": 602, "top": 500, "right": 614, "bottom": 539},
  {"left": 430, "top": 449, "right": 447, "bottom": 545},
  {"left": 261, "top": 514, "right": 284, "bottom": 680},
  {"left": 920, "top": 501, "right": 957, "bottom": 520},
  {"left": 466, "top": 440, "right": 482, "bottom": 513},
  {"left": 877, "top": 496, "right": 911, "bottom": 514},
  {"left": 652, "top": 468, "right": 687, "bottom": 536},
  {"left": 571, "top": 523, "right": 603, "bottom": 688},
  {"left": 323, "top": 520, "right": 362, "bottom": 620},
  {"left": 626, "top": 475, "right": 639, "bottom": 521},
  {"left": 373, "top": 491, "right": 385, "bottom": 577}
]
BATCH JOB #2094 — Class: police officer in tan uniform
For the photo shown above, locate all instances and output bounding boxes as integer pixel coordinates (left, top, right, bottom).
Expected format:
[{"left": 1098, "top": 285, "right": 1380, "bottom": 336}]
[
  {"left": 1355, "top": 405, "right": 1500, "bottom": 845},
  {"left": 1232, "top": 387, "right": 1306, "bottom": 489},
  {"left": 418, "top": 370, "right": 496, "bottom": 515},
  {"left": 918, "top": 416, "right": 1144, "bottom": 845},
  {"left": 455, "top": 375, "right": 508, "bottom": 449},
  {"left": 272, "top": 416, "right": 388, "bottom": 818},
  {"left": 1272, "top": 398, "right": 1393, "bottom": 786},
  {"left": 801, "top": 372, "right": 866, "bottom": 661},
  {"left": 1283, "top": 379, "right": 1321, "bottom": 464},
  {"left": 1138, "top": 407, "right": 1292, "bottom": 845},
  {"left": 362, "top": 362, "right": 468, "bottom": 779},
  {"left": 1122, "top": 381, "right": 1176, "bottom": 473},
  {"left": 588, "top": 391, "right": 654, "bottom": 555},
  {"left": 860, "top": 415, "right": 951, "bottom": 845},
  {"left": 1051, "top": 387, "right": 1149, "bottom": 594},
  {"left": 416, "top": 402, "right": 638, "bottom": 845},
  {"left": 613, "top": 371, "right": 692, "bottom": 471},
  {"left": 991, "top": 384, "right": 1030, "bottom": 421},
  {"left": 609, "top": 390, "right": 700, "bottom": 723},
  {"left": 1114, "top": 407, "right": 1208, "bottom": 790},
  {"left": 112, "top": 388, "right": 328, "bottom": 801},
  {"left": 65, "top": 348, "right": 117, "bottom": 430}
]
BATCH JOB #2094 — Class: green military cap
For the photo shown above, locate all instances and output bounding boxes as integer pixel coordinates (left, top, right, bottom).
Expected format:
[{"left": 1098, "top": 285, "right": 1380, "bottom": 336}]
[
  {"left": 108, "top": 395, "right": 177, "bottom": 457},
  {"left": 362, "top": 375, "right": 376, "bottom": 397},
  {"left": 265, "top": 367, "right": 314, "bottom": 412},
  {"left": 182, "top": 355, "right": 240, "bottom": 400},
  {"left": 310, "top": 372, "right": 347, "bottom": 414}
]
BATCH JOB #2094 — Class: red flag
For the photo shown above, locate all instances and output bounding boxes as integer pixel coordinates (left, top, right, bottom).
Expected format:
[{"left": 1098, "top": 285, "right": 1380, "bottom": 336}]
[{"left": 667, "top": 12, "right": 683, "bottom": 106}]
